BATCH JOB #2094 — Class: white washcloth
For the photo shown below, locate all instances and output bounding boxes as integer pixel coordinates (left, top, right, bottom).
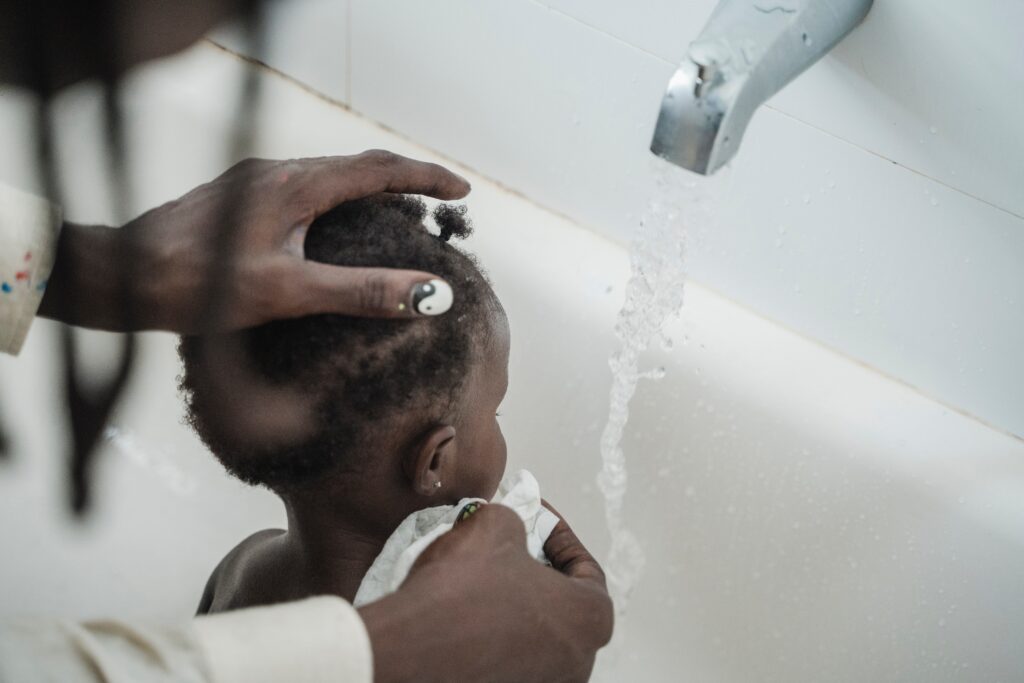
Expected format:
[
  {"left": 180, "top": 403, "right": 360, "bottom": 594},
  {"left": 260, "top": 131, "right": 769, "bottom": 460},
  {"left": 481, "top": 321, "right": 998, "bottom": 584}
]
[{"left": 353, "top": 470, "right": 560, "bottom": 607}]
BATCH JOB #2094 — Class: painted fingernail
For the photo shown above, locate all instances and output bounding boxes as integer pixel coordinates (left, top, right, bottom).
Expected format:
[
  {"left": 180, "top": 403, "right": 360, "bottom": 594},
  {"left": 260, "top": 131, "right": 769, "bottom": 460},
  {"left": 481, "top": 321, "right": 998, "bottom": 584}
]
[
  {"left": 410, "top": 279, "right": 453, "bottom": 316},
  {"left": 456, "top": 502, "right": 483, "bottom": 524}
]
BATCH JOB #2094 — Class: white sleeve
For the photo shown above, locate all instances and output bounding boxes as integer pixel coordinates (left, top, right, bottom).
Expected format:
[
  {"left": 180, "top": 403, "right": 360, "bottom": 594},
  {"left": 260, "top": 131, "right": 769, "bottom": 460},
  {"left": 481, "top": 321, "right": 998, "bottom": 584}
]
[
  {"left": 0, "top": 181, "right": 61, "bottom": 356},
  {"left": 0, "top": 597, "right": 374, "bottom": 683},
  {"left": 193, "top": 597, "right": 373, "bottom": 683},
  {"left": 0, "top": 183, "right": 62, "bottom": 355}
]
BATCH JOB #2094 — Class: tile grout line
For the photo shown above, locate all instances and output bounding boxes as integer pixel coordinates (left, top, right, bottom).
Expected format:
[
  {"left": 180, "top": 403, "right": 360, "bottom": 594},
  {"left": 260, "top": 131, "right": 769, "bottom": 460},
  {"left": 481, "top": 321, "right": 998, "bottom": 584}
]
[
  {"left": 203, "top": 39, "right": 591, "bottom": 230},
  {"left": 764, "top": 105, "right": 1024, "bottom": 222},
  {"left": 201, "top": 39, "right": 1024, "bottom": 446},
  {"left": 523, "top": 0, "right": 670, "bottom": 64},
  {"left": 525, "top": 1, "right": 1024, "bottom": 222}
]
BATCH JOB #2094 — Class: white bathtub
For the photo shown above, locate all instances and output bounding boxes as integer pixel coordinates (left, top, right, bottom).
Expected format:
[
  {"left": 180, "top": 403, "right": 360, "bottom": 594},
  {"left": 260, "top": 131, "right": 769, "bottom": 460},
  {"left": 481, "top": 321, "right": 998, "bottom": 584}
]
[{"left": 1, "top": 44, "right": 1022, "bottom": 682}]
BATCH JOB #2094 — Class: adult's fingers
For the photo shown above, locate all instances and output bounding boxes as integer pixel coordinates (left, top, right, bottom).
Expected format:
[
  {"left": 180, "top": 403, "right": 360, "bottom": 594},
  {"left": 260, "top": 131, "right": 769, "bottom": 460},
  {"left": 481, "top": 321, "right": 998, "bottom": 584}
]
[
  {"left": 415, "top": 504, "right": 528, "bottom": 568},
  {"left": 295, "top": 261, "right": 454, "bottom": 319},
  {"left": 542, "top": 501, "right": 609, "bottom": 588},
  {"left": 302, "top": 151, "right": 471, "bottom": 214},
  {"left": 545, "top": 519, "right": 608, "bottom": 586}
]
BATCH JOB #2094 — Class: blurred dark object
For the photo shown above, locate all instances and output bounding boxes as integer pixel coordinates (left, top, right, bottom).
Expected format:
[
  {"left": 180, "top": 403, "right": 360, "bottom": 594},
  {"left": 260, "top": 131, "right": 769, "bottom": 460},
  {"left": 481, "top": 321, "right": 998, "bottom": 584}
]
[
  {"left": 1, "top": 0, "right": 244, "bottom": 93},
  {"left": 25, "top": 0, "right": 140, "bottom": 515},
  {"left": 15, "top": 0, "right": 269, "bottom": 515},
  {"left": 0, "top": 396, "right": 9, "bottom": 460}
]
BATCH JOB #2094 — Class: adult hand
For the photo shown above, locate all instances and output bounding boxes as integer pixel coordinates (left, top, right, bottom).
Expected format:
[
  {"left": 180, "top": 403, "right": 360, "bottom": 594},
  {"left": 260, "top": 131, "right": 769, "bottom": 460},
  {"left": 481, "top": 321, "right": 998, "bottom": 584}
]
[
  {"left": 39, "top": 151, "right": 471, "bottom": 332},
  {"left": 541, "top": 500, "right": 610, "bottom": 588},
  {"left": 358, "top": 505, "right": 614, "bottom": 683}
]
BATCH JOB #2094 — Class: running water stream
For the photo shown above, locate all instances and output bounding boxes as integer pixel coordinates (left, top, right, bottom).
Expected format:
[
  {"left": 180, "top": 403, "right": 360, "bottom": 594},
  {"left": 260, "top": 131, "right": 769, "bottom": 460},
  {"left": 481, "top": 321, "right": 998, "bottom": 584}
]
[{"left": 599, "top": 159, "right": 698, "bottom": 610}]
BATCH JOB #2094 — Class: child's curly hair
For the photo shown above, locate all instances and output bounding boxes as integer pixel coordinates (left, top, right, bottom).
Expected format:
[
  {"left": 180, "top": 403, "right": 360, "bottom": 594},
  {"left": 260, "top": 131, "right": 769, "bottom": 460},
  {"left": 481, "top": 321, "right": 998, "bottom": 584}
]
[{"left": 178, "top": 194, "right": 498, "bottom": 491}]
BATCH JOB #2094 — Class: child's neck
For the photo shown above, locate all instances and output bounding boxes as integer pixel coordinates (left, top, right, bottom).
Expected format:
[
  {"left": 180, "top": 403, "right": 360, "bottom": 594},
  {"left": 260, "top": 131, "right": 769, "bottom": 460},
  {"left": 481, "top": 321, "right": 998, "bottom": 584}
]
[{"left": 280, "top": 500, "right": 395, "bottom": 603}]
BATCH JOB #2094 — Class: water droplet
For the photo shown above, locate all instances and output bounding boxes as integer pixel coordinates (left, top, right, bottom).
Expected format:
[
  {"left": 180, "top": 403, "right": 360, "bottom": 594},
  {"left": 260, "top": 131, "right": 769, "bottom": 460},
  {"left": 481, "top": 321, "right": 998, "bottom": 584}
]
[
  {"left": 929, "top": 125, "right": 938, "bottom": 135},
  {"left": 777, "top": 225, "right": 788, "bottom": 235},
  {"left": 572, "top": 115, "right": 581, "bottom": 127},
  {"left": 802, "top": 33, "right": 813, "bottom": 47},
  {"left": 802, "top": 194, "right": 811, "bottom": 204}
]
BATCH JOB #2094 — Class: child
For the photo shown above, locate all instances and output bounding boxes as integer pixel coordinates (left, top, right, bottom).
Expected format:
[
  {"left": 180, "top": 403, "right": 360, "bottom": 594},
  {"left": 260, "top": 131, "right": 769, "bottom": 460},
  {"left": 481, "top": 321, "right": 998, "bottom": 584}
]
[{"left": 181, "top": 194, "right": 557, "bottom": 614}]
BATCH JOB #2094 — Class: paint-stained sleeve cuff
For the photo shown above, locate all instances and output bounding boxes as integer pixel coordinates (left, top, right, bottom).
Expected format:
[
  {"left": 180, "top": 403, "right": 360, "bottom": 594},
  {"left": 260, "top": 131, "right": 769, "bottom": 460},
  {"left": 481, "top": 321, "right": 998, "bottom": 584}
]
[
  {"left": 192, "top": 597, "right": 373, "bottom": 683},
  {"left": 0, "top": 184, "right": 62, "bottom": 355}
]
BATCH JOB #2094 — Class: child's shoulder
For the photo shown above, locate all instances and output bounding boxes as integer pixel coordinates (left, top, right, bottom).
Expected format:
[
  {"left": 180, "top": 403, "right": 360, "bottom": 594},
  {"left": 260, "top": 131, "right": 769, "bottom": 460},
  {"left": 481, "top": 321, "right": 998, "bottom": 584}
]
[{"left": 196, "top": 529, "right": 286, "bottom": 615}]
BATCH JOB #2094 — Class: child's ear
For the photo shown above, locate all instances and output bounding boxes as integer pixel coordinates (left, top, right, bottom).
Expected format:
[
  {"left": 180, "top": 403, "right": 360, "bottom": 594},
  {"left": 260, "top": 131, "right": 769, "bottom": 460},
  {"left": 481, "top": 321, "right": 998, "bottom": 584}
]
[{"left": 405, "top": 425, "right": 457, "bottom": 497}]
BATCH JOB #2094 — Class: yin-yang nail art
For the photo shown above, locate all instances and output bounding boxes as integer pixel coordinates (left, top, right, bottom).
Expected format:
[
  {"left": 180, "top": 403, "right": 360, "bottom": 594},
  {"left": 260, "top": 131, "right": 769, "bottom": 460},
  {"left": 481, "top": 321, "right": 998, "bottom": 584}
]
[{"left": 410, "top": 279, "right": 453, "bottom": 315}]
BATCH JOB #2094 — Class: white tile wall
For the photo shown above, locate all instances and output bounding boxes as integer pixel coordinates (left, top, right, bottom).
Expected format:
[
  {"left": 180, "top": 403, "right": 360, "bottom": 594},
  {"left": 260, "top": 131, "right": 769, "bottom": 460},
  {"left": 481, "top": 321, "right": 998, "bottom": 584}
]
[
  {"left": 538, "top": 0, "right": 717, "bottom": 63},
  {"left": 538, "top": 0, "right": 1024, "bottom": 220},
  {"left": 343, "top": 0, "right": 1024, "bottom": 436},
  {"left": 211, "top": 0, "right": 350, "bottom": 103}
]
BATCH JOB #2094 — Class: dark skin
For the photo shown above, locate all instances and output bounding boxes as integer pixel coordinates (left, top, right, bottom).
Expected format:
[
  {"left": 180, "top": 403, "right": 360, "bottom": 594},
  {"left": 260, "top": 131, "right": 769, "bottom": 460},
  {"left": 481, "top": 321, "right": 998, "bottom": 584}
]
[
  {"left": 7, "top": 2, "right": 614, "bottom": 680},
  {"left": 196, "top": 310, "right": 612, "bottom": 681},
  {"left": 38, "top": 153, "right": 470, "bottom": 331},
  {"left": 200, "top": 308, "right": 513, "bottom": 611}
]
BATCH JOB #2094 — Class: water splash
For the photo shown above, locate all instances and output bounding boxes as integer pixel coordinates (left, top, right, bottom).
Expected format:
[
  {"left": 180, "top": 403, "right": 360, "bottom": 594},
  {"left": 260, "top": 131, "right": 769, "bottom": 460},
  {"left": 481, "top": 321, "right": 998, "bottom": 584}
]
[{"left": 599, "top": 159, "right": 693, "bottom": 610}]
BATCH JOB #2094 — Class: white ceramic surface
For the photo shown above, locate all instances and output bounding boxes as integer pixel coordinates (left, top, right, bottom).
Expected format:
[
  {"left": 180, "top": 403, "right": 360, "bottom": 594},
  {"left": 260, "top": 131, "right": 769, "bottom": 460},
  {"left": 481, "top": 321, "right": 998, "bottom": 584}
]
[
  {"left": 342, "top": 0, "right": 1024, "bottom": 439},
  {"left": 1, "top": 44, "right": 1023, "bottom": 682}
]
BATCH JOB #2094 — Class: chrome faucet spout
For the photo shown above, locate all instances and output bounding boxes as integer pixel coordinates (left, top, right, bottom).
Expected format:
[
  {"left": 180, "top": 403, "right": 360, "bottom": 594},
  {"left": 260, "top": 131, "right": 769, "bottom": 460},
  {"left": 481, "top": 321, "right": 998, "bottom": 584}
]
[{"left": 650, "top": 0, "right": 873, "bottom": 175}]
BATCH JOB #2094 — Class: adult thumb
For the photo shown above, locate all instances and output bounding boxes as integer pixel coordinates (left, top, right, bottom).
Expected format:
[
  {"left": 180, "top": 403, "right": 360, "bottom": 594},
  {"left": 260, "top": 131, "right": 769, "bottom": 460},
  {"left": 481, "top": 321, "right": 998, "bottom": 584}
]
[{"left": 297, "top": 261, "right": 454, "bottom": 318}]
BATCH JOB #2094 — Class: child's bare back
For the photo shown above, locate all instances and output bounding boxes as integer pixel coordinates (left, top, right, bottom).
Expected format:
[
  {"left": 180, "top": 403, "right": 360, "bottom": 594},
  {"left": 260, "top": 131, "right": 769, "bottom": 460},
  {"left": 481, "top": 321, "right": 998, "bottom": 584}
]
[{"left": 197, "top": 530, "right": 296, "bottom": 614}]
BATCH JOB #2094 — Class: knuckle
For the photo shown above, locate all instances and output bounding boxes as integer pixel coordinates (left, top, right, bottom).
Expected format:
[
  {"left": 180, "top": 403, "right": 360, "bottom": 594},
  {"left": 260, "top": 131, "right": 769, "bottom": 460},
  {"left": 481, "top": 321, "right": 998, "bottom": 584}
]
[
  {"left": 358, "top": 149, "right": 399, "bottom": 169},
  {"left": 479, "top": 505, "right": 526, "bottom": 538},
  {"left": 357, "top": 272, "right": 392, "bottom": 312},
  {"left": 258, "top": 259, "right": 301, "bottom": 316},
  {"left": 230, "top": 157, "right": 266, "bottom": 174}
]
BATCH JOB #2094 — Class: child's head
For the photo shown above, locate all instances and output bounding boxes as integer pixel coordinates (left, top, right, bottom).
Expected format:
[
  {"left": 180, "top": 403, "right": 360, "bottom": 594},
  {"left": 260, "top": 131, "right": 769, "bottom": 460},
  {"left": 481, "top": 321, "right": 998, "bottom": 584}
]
[{"left": 179, "top": 194, "right": 508, "bottom": 518}]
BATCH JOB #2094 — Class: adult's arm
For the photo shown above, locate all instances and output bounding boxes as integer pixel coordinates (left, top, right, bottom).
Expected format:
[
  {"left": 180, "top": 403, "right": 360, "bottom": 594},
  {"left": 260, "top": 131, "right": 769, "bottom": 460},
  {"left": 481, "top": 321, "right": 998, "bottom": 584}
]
[
  {"left": 37, "top": 152, "right": 470, "bottom": 334},
  {"left": 0, "top": 184, "right": 62, "bottom": 354},
  {"left": 0, "top": 151, "right": 469, "bottom": 357},
  {"left": 0, "top": 506, "right": 611, "bottom": 683},
  {"left": 0, "top": 597, "right": 372, "bottom": 683}
]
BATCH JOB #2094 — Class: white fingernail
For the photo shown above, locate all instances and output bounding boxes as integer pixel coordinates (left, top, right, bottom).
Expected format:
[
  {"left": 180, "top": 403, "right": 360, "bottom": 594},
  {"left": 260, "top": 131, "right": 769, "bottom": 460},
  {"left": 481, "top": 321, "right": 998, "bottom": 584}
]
[{"left": 411, "top": 279, "right": 453, "bottom": 316}]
